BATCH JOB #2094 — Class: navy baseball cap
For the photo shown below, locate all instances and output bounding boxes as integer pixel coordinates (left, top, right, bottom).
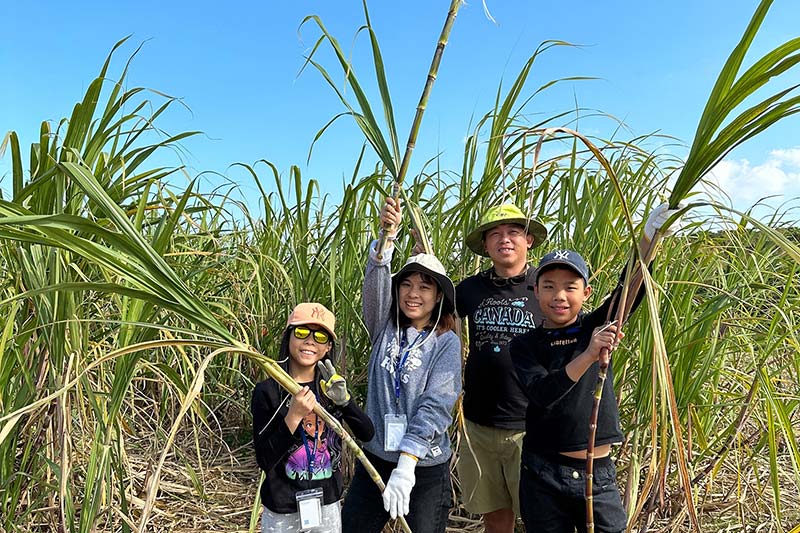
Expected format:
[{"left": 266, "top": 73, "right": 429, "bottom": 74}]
[{"left": 535, "top": 249, "right": 590, "bottom": 285}]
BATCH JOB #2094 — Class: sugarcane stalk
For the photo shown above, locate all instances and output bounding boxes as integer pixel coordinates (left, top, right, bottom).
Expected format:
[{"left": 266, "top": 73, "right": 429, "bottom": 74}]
[
  {"left": 376, "top": 0, "right": 463, "bottom": 260},
  {"left": 587, "top": 227, "right": 701, "bottom": 532},
  {"left": 585, "top": 260, "right": 633, "bottom": 532},
  {"left": 585, "top": 236, "right": 660, "bottom": 533}
]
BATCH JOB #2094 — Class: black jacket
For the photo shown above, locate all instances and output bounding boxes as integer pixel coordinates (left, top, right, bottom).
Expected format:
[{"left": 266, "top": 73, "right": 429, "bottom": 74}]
[
  {"left": 510, "top": 280, "right": 643, "bottom": 454},
  {"left": 252, "top": 366, "right": 374, "bottom": 513}
]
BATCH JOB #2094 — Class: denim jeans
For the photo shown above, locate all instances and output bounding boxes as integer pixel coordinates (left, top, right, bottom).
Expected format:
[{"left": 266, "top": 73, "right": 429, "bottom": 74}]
[
  {"left": 341, "top": 451, "right": 452, "bottom": 533},
  {"left": 519, "top": 451, "right": 627, "bottom": 533}
]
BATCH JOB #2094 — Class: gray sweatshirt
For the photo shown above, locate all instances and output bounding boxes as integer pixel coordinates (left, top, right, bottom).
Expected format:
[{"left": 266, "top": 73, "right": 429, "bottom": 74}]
[{"left": 361, "top": 241, "right": 462, "bottom": 466}]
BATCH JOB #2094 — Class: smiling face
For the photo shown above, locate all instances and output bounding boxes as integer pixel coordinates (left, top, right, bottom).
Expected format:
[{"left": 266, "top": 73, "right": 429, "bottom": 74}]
[
  {"left": 288, "top": 326, "right": 332, "bottom": 372},
  {"left": 397, "top": 272, "right": 441, "bottom": 330},
  {"left": 483, "top": 223, "right": 534, "bottom": 274},
  {"left": 534, "top": 266, "right": 592, "bottom": 328}
]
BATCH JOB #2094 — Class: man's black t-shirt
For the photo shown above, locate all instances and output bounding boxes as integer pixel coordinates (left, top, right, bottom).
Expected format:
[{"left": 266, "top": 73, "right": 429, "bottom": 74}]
[{"left": 456, "top": 267, "right": 543, "bottom": 430}]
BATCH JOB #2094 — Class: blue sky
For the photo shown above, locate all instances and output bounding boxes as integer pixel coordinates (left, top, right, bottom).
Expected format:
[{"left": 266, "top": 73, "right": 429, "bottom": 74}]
[{"left": 2, "top": 1, "right": 800, "bottom": 218}]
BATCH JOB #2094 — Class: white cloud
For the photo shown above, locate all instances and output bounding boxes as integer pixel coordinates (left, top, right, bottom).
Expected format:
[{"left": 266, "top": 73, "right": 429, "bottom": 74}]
[
  {"left": 704, "top": 148, "right": 800, "bottom": 208},
  {"left": 770, "top": 147, "right": 800, "bottom": 167}
]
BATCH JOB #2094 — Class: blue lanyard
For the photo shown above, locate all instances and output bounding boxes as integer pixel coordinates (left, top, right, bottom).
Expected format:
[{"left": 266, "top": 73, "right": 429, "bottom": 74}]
[
  {"left": 299, "top": 414, "right": 319, "bottom": 479},
  {"left": 393, "top": 329, "right": 428, "bottom": 403}
]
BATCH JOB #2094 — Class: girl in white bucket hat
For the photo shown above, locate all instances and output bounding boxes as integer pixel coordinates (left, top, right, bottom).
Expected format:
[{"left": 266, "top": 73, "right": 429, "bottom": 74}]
[{"left": 341, "top": 196, "right": 461, "bottom": 533}]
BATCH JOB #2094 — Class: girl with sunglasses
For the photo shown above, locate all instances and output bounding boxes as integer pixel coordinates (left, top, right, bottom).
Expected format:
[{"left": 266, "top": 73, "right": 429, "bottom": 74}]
[
  {"left": 341, "top": 197, "right": 461, "bottom": 533},
  {"left": 252, "top": 303, "right": 374, "bottom": 532}
]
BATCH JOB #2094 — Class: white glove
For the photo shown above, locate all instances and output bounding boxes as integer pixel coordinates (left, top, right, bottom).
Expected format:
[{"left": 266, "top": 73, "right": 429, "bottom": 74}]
[
  {"left": 644, "top": 202, "right": 685, "bottom": 239},
  {"left": 382, "top": 453, "right": 417, "bottom": 519},
  {"left": 317, "top": 360, "right": 351, "bottom": 406}
]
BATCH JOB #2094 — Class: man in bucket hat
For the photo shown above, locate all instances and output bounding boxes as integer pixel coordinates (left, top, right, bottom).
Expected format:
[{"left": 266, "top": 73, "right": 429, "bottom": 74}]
[{"left": 455, "top": 203, "right": 548, "bottom": 533}]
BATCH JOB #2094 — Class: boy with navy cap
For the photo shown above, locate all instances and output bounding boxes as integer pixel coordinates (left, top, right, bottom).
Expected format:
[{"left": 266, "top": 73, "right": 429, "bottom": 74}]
[{"left": 510, "top": 203, "right": 683, "bottom": 533}]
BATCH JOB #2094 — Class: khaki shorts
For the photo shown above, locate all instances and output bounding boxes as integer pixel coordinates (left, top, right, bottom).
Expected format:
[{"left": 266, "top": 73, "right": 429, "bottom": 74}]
[{"left": 455, "top": 419, "right": 524, "bottom": 516}]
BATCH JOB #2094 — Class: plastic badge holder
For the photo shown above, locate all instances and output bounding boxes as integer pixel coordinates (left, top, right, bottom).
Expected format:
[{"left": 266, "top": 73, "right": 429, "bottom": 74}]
[
  {"left": 384, "top": 413, "right": 407, "bottom": 452},
  {"left": 296, "top": 487, "right": 324, "bottom": 530}
]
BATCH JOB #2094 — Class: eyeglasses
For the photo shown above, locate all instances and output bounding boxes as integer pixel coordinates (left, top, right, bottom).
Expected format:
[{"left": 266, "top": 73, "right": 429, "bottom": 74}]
[{"left": 292, "top": 326, "right": 331, "bottom": 344}]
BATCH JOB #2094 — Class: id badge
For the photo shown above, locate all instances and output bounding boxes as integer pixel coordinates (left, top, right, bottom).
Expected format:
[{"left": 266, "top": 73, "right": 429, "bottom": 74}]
[
  {"left": 384, "top": 414, "right": 407, "bottom": 452},
  {"left": 295, "top": 487, "right": 323, "bottom": 530}
]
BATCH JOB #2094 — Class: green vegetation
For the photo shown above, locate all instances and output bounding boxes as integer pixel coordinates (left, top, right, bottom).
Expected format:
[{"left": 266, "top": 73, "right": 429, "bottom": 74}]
[{"left": 2, "top": 1, "right": 800, "bottom": 531}]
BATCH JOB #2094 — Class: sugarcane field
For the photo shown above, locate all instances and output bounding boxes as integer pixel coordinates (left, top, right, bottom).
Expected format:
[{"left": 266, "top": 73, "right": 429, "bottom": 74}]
[{"left": 3, "top": 1, "right": 800, "bottom": 532}]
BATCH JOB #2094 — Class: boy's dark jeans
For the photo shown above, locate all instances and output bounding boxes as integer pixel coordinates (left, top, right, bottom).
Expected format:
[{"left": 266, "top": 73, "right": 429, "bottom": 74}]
[
  {"left": 341, "top": 451, "right": 452, "bottom": 533},
  {"left": 520, "top": 451, "right": 627, "bottom": 533}
]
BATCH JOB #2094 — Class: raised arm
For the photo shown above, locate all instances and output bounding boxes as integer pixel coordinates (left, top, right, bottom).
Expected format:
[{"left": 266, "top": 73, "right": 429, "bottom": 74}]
[
  {"left": 362, "top": 197, "right": 402, "bottom": 342},
  {"left": 611, "top": 202, "right": 687, "bottom": 323}
]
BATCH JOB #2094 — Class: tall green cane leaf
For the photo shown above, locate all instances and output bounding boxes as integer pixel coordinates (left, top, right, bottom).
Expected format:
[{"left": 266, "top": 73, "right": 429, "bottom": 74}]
[
  {"left": 671, "top": 0, "right": 800, "bottom": 205},
  {"left": 360, "top": 0, "right": 401, "bottom": 166},
  {"left": 300, "top": 16, "right": 398, "bottom": 176}
]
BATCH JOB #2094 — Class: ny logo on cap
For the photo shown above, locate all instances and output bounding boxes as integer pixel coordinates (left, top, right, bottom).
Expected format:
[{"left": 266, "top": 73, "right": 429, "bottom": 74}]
[
  {"left": 311, "top": 306, "right": 325, "bottom": 319},
  {"left": 554, "top": 250, "right": 571, "bottom": 260}
]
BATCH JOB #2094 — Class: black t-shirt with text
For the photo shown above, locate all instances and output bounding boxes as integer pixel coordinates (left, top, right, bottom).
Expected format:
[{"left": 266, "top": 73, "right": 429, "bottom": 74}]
[{"left": 456, "top": 267, "right": 543, "bottom": 430}]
